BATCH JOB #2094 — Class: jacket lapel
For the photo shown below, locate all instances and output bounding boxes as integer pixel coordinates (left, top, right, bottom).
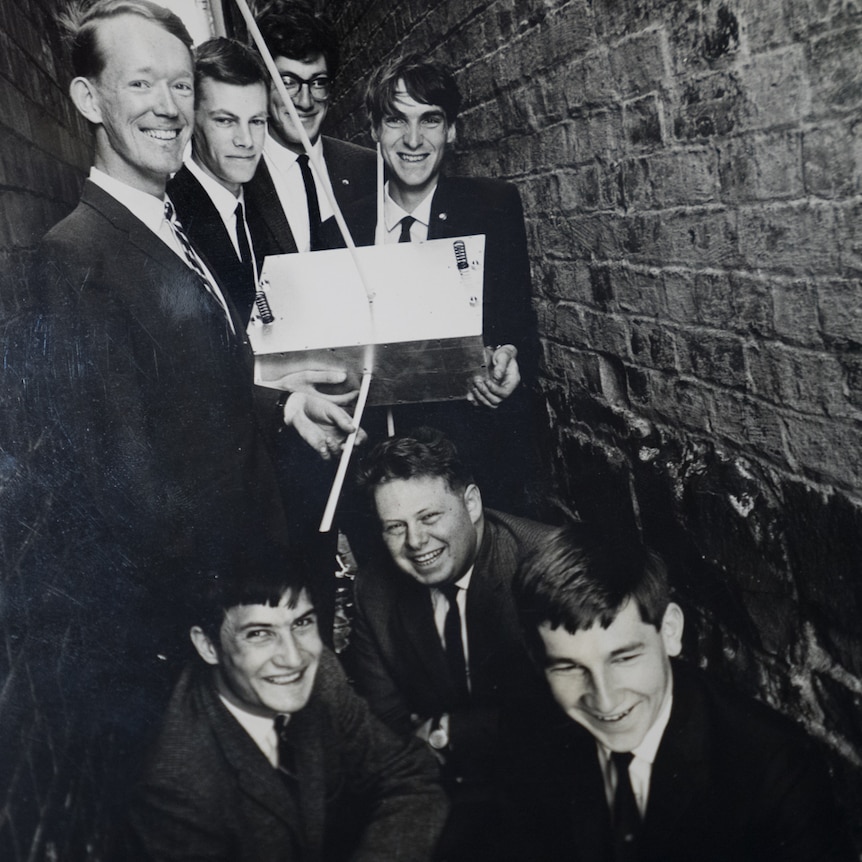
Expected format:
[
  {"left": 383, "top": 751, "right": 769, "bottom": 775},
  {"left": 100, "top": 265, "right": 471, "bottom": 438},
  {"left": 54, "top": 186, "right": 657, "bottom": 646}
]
[
  {"left": 395, "top": 579, "right": 455, "bottom": 701},
  {"left": 641, "top": 667, "right": 708, "bottom": 858},
  {"left": 245, "top": 159, "right": 299, "bottom": 256},
  {"left": 200, "top": 681, "right": 307, "bottom": 847}
]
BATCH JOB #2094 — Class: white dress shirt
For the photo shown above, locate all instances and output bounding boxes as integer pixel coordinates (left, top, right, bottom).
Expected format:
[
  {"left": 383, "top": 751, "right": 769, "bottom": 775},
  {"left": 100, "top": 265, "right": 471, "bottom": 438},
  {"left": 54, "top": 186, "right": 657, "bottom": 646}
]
[
  {"left": 430, "top": 567, "right": 473, "bottom": 690},
  {"left": 597, "top": 688, "right": 673, "bottom": 819},
  {"left": 220, "top": 694, "right": 281, "bottom": 768},
  {"left": 380, "top": 181, "right": 436, "bottom": 243},
  {"left": 262, "top": 135, "right": 334, "bottom": 253}
]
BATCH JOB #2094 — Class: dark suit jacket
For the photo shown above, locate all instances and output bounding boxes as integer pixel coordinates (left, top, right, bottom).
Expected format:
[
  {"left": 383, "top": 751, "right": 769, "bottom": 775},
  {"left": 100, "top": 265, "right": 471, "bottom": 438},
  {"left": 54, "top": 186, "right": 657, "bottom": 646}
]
[
  {"left": 350, "top": 509, "right": 556, "bottom": 788},
  {"left": 505, "top": 660, "right": 856, "bottom": 862},
  {"left": 167, "top": 165, "right": 267, "bottom": 325},
  {"left": 19, "top": 180, "right": 289, "bottom": 613},
  {"left": 126, "top": 649, "right": 448, "bottom": 862},
  {"left": 245, "top": 136, "right": 376, "bottom": 257}
]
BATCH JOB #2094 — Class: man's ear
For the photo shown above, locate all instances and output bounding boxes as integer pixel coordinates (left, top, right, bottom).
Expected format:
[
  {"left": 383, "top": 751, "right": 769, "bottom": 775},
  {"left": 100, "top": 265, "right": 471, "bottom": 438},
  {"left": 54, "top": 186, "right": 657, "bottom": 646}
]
[
  {"left": 445, "top": 121, "right": 457, "bottom": 145},
  {"left": 190, "top": 626, "right": 221, "bottom": 667},
  {"left": 69, "top": 76, "right": 103, "bottom": 125},
  {"left": 370, "top": 124, "right": 381, "bottom": 143},
  {"left": 660, "top": 603, "right": 684, "bottom": 658},
  {"left": 464, "top": 483, "right": 483, "bottom": 525}
]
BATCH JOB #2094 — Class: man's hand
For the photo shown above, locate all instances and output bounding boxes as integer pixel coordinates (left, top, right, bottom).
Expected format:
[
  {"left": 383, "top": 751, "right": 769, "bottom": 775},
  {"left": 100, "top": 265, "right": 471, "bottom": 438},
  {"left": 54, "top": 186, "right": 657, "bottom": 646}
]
[
  {"left": 468, "top": 344, "right": 521, "bottom": 408},
  {"left": 283, "top": 392, "right": 367, "bottom": 460},
  {"left": 270, "top": 368, "right": 356, "bottom": 405}
]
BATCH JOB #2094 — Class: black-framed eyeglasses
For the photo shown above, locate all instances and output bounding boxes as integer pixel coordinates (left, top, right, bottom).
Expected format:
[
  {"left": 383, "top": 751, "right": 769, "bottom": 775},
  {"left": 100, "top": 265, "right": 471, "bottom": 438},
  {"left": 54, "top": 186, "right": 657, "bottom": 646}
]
[{"left": 280, "top": 74, "right": 331, "bottom": 102}]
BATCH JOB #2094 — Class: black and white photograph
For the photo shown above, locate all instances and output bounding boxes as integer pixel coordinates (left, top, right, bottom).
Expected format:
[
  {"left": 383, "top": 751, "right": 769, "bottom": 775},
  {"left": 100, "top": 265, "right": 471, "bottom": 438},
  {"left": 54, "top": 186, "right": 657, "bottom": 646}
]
[{"left": 0, "top": 0, "right": 860, "bottom": 859}]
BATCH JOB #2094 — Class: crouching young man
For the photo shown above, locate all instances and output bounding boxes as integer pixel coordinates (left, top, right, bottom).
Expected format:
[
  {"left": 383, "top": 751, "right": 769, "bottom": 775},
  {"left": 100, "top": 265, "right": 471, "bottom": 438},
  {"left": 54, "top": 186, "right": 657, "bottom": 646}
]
[
  {"left": 508, "top": 526, "right": 854, "bottom": 862},
  {"left": 126, "top": 545, "right": 447, "bottom": 862}
]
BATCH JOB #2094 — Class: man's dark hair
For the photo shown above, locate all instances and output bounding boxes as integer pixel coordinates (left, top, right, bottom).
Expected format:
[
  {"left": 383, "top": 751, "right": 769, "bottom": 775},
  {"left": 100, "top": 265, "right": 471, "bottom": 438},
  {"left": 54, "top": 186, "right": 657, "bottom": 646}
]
[
  {"left": 365, "top": 54, "right": 462, "bottom": 127},
  {"left": 514, "top": 524, "right": 672, "bottom": 656},
  {"left": 256, "top": 0, "right": 340, "bottom": 78},
  {"left": 194, "top": 37, "right": 268, "bottom": 106},
  {"left": 61, "top": 0, "right": 193, "bottom": 80},
  {"left": 190, "top": 542, "right": 314, "bottom": 644},
  {"left": 356, "top": 427, "right": 475, "bottom": 496}
]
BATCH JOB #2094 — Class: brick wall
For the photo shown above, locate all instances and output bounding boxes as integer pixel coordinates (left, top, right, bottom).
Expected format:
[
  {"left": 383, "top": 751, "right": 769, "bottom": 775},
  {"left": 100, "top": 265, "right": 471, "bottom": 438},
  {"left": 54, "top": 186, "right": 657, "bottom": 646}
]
[{"left": 327, "top": 0, "right": 862, "bottom": 849}]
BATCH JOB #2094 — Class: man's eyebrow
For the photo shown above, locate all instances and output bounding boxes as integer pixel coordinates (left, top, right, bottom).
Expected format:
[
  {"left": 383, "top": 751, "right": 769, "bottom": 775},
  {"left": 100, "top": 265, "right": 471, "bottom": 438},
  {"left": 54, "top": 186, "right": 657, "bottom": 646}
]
[
  {"left": 609, "top": 640, "right": 645, "bottom": 656},
  {"left": 236, "top": 621, "right": 275, "bottom": 631}
]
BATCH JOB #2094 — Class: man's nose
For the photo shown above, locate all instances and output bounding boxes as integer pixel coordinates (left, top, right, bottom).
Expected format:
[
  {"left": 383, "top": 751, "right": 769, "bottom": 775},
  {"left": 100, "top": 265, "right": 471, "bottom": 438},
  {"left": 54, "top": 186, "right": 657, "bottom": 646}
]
[
  {"left": 292, "top": 83, "right": 313, "bottom": 110},
  {"left": 585, "top": 669, "right": 618, "bottom": 714},
  {"left": 405, "top": 522, "right": 428, "bottom": 549},
  {"left": 234, "top": 122, "right": 253, "bottom": 148},
  {"left": 272, "top": 632, "right": 302, "bottom": 666},
  {"left": 152, "top": 81, "right": 180, "bottom": 117},
  {"left": 403, "top": 121, "right": 422, "bottom": 148}
]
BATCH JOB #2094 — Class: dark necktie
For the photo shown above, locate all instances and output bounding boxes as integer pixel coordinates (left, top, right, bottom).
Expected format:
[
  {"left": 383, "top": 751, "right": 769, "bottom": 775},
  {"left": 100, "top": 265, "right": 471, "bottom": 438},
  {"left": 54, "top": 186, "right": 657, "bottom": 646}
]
[
  {"left": 234, "top": 201, "right": 253, "bottom": 266},
  {"left": 611, "top": 751, "right": 641, "bottom": 862},
  {"left": 398, "top": 215, "right": 416, "bottom": 243},
  {"left": 296, "top": 153, "right": 322, "bottom": 251},
  {"left": 275, "top": 714, "right": 298, "bottom": 782},
  {"left": 439, "top": 582, "right": 469, "bottom": 700},
  {"left": 164, "top": 200, "right": 233, "bottom": 332}
]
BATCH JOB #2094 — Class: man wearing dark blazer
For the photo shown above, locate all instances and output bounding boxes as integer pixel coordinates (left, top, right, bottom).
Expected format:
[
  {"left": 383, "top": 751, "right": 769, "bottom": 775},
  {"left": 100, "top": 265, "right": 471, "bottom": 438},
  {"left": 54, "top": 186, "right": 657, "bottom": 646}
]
[
  {"left": 508, "top": 526, "right": 856, "bottom": 862},
  {"left": 167, "top": 38, "right": 271, "bottom": 325},
  {"left": 323, "top": 55, "right": 540, "bottom": 516},
  {"left": 21, "top": 0, "right": 293, "bottom": 644},
  {"left": 244, "top": 1, "right": 375, "bottom": 256},
  {"left": 348, "top": 429, "right": 556, "bottom": 861},
  {"left": 127, "top": 545, "right": 447, "bottom": 861}
]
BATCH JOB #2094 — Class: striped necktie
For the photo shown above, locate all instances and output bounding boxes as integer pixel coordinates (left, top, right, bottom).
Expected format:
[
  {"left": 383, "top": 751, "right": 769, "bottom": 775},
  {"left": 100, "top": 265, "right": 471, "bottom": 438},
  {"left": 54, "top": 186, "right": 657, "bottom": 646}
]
[{"left": 163, "top": 200, "right": 234, "bottom": 332}]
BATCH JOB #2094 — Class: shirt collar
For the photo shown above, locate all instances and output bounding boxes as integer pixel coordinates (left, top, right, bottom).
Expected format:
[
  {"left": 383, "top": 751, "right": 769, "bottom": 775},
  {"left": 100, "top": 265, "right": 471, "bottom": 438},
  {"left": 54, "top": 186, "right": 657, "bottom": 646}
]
[
  {"left": 184, "top": 154, "right": 243, "bottom": 221},
  {"left": 382, "top": 181, "right": 437, "bottom": 233},
  {"left": 89, "top": 166, "right": 166, "bottom": 235},
  {"left": 264, "top": 133, "right": 323, "bottom": 172}
]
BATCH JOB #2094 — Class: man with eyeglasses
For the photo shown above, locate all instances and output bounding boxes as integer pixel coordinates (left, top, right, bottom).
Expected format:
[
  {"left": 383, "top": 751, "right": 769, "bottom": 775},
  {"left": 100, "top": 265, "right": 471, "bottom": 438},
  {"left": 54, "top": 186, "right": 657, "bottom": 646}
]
[{"left": 245, "top": 0, "right": 375, "bottom": 255}]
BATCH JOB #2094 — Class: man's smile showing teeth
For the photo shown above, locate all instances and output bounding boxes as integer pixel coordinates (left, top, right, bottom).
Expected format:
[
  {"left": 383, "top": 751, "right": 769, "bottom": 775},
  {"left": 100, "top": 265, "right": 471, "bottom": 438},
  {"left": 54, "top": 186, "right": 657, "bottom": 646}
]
[
  {"left": 411, "top": 548, "right": 444, "bottom": 566},
  {"left": 264, "top": 670, "right": 304, "bottom": 685},
  {"left": 587, "top": 704, "right": 636, "bottom": 723},
  {"left": 399, "top": 153, "right": 428, "bottom": 162},
  {"left": 144, "top": 129, "right": 180, "bottom": 140}
]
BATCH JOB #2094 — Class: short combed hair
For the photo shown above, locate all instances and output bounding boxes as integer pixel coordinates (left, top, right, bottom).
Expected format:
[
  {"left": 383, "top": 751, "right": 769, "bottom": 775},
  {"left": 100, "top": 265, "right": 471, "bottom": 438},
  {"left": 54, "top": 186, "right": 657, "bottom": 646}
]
[
  {"left": 61, "top": 0, "right": 192, "bottom": 80},
  {"left": 189, "top": 542, "right": 313, "bottom": 644},
  {"left": 365, "top": 54, "right": 462, "bottom": 127},
  {"left": 194, "top": 37, "right": 268, "bottom": 106},
  {"left": 256, "top": 0, "right": 340, "bottom": 78},
  {"left": 514, "top": 525, "right": 672, "bottom": 650},
  {"left": 356, "top": 427, "right": 474, "bottom": 496}
]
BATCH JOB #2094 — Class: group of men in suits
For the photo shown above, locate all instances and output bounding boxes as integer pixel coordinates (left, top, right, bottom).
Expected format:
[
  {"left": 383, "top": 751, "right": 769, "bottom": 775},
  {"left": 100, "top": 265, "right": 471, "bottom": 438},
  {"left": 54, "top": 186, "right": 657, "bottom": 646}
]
[{"left": 16, "top": 0, "right": 856, "bottom": 858}]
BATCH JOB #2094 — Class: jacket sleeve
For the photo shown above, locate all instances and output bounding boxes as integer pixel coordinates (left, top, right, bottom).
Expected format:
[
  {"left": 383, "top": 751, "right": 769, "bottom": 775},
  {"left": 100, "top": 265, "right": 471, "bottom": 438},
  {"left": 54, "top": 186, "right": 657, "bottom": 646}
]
[
  {"left": 320, "top": 652, "right": 449, "bottom": 862},
  {"left": 349, "top": 571, "right": 419, "bottom": 736}
]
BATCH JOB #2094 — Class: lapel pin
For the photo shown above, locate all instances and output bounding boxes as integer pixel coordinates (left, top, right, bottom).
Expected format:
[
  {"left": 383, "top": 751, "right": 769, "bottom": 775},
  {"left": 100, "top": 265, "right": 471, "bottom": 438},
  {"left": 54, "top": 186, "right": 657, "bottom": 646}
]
[{"left": 439, "top": 212, "right": 448, "bottom": 221}]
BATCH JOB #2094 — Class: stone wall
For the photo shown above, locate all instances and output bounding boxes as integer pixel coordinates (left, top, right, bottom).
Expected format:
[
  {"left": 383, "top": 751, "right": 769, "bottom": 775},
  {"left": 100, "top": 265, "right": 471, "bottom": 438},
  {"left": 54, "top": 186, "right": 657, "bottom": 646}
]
[{"left": 327, "top": 0, "right": 862, "bottom": 848}]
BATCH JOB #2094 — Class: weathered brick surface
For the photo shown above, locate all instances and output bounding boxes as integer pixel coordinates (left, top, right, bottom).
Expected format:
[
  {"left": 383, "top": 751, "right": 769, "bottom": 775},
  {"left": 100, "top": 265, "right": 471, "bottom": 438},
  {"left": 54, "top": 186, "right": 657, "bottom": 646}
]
[{"left": 329, "top": 0, "right": 862, "bottom": 850}]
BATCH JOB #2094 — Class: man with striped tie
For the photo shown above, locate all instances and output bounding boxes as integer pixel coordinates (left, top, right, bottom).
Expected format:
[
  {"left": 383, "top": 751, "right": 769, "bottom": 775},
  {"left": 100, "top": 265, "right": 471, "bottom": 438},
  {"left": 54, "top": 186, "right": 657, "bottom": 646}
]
[{"left": 21, "top": 0, "right": 303, "bottom": 684}]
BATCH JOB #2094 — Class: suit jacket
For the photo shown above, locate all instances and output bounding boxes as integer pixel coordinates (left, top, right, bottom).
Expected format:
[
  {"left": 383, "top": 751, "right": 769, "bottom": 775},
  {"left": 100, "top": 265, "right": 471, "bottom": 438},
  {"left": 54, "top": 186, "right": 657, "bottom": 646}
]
[
  {"left": 19, "top": 180, "right": 289, "bottom": 612},
  {"left": 245, "top": 136, "right": 376, "bottom": 257},
  {"left": 350, "top": 509, "right": 556, "bottom": 788},
  {"left": 126, "top": 649, "right": 448, "bottom": 862},
  {"left": 505, "top": 660, "right": 856, "bottom": 862},
  {"left": 167, "top": 165, "right": 266, "bottom": 325}
]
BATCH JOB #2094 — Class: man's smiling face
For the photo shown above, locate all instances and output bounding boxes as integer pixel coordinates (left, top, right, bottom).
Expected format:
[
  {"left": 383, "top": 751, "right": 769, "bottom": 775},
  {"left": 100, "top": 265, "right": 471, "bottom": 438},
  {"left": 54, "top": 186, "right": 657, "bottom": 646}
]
[
  {"left": 84, "top": 14, "right": 194, "bottom": 195},
  {"left": 372, "top": 84, "right": 455, "bottom": 210},
  {"left": 539, "top": 599, "right": 683, "bottom": 752},
  {"left": 374, "top": 475, "right": 482, "bottom": 588},
  {"left": 197, "top": 589, "right": 322, "bottom": 718}
]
